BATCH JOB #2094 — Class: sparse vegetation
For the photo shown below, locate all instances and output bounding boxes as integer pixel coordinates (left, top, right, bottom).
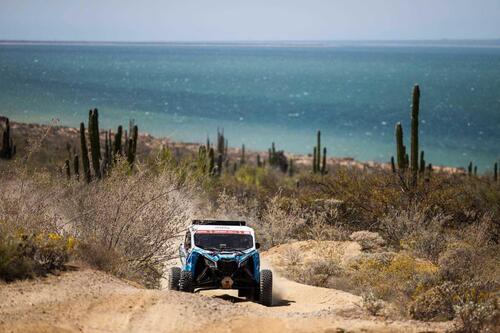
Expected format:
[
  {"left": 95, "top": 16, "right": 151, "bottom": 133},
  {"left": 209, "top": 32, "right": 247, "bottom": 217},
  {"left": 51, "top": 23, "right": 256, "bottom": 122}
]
[{"left": 0, "top": 96, "right": 498, "bottom": 328}]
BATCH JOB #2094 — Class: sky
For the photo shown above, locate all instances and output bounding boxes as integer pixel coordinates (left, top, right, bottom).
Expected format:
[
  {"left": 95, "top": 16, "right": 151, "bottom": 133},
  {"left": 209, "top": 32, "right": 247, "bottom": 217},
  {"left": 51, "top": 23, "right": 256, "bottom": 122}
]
[{"left": 1, "top": 0, "right": 499, "bottom": 41}]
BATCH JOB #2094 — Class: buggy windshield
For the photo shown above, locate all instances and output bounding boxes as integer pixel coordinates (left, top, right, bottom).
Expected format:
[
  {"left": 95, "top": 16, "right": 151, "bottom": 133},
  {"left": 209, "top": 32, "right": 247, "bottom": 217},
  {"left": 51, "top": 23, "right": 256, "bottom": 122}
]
[{"left": 194, "top": 232, "right": 254, "bottom": 251}]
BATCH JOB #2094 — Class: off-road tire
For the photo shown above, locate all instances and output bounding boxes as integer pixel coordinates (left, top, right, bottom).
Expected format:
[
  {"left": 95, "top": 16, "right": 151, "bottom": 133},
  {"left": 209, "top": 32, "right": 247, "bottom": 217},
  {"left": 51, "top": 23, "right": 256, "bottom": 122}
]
[
  {"left": 259, "top": 269, "right": 273, "bottom": 306},
  {"left": 179, "top": 271, "right": 194, "bottom": 293},
  {"left": 167, "top": 267, "right": 181, "bottom": 290}
]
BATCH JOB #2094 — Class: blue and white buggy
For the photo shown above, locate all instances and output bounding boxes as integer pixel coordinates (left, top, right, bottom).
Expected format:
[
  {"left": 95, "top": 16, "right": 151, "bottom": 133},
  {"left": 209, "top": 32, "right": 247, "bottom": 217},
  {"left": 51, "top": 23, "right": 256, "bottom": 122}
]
[{"left": 167, "top": 220, "right": 273, "bottom": 306}]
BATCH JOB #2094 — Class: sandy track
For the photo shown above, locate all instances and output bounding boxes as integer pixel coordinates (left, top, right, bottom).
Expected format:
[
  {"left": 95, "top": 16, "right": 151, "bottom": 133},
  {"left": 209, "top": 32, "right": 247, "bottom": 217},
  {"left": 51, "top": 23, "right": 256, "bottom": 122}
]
[{"left": 0, "top": 249, "right": 451, "bottom": 333}]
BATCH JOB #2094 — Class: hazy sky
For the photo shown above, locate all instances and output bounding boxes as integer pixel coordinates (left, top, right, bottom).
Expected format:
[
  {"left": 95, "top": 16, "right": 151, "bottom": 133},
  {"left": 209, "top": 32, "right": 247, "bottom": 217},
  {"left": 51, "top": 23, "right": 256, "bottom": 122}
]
[{"left": 1, "top": 0, "right": 499, "bottom": 41}]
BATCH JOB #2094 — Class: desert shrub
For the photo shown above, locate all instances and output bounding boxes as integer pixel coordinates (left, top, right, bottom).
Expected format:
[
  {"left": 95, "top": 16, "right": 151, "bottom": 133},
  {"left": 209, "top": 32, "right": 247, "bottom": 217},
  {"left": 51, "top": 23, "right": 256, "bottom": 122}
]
[
  {"left": 452, "top": 281, "right": 499, "bottom": 333},
  {"left": 349, "top": 231, "right": 386, "bottom": 252},
  {"left": 361, "top": 291, "right": 384, "bottom": 316},
  {"left": 256, "top": 194, "right": 306, "bottom": 248},
  {"left": 379, "top": 206, "right": 450, "bottom": 262},
  {"left": 350, "top": 253, "right": 438, "bottom": 313},
  {"left": 409, "top": 282, "right": 457, "bottom": 320},
  {"left": 0, "top": 229, "right": 74, "bottom": 281},
  {"left": 0, "top": 162, "right": 73, "bottom": 281},
  {"left": 438, "top": 245, "right": 476, "bottom": 282},
  {"left": 64, "top": 160, "right": 196, "bottom": 288}
]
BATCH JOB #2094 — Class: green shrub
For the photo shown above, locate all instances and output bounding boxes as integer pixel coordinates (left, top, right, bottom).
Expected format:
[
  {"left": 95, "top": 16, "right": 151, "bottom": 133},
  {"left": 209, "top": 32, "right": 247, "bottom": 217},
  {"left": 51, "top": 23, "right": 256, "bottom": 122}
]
[{"left": 0, "top": 230, "right": 74, "bottom": 282}]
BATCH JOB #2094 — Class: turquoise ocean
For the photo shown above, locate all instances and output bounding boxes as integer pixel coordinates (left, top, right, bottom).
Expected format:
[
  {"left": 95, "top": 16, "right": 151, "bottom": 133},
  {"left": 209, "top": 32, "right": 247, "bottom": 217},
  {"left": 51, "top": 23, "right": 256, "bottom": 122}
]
[{"left": 1, "top": 42, "right": 499, "bottom": 170}]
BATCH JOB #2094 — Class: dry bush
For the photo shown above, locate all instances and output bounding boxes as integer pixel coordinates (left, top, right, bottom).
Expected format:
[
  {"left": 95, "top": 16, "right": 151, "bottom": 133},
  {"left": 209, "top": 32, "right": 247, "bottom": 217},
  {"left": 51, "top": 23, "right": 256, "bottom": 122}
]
[
  {"left": 257, "top": 194, "right": 306, "bottom": 248},
  {"left": 361, "top": 291, "right": 384, "bottom": 316},
  {"left": 63, "top": 160, "right": 197, "bottom": 288},
  {"left": 350, "top": 231, "right": 386, "bottom": 252},
  {"left": 409, "top": 282, "right": 457, "bottom": 321},
  {"left": 452, "top": 281, "right": 499, "bottom": 333},
  {"left": 379, "top": 206, "right": 450, "bottom": 262},
  {"left": 349, "top": 253, "right": 438, "bottom": 314},
  {"left": 280, "top": 244, "right": 345, "bottom": 289},
  {"left": 0, "top": 162, "right": 72, "bottom": 281}
]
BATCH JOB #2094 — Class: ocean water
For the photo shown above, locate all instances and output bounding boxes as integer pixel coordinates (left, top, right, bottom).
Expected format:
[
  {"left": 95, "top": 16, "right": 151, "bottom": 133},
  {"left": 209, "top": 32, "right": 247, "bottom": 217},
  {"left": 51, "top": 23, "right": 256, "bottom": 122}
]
[{"left": 1, "top": 42, "right": 499, "bottom": 170}]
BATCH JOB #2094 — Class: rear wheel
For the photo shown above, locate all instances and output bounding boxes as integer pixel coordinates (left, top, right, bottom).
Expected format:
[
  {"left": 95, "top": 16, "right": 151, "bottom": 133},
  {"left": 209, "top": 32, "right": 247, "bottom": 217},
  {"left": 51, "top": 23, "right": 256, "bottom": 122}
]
[
  {"left": 167, "top": 267, "right": 181, "bottom": 290},
  {"left": 259, "top": 269, "right": 273, "bottom": 306},
  {"left": 179, "top": 271, "right": 194, "bottom": 293}
]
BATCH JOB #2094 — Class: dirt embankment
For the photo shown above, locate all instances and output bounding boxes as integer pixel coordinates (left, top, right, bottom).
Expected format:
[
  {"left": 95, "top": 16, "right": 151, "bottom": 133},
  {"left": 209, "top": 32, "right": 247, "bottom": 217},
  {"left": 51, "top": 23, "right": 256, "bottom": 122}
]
[{"left": 0, "top": 243, "right": 452, "bottom": 333}]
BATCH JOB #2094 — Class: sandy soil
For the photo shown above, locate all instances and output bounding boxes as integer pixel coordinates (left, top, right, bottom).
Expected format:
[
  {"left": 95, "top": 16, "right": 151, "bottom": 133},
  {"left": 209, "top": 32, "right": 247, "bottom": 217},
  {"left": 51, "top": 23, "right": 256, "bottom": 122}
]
[{"left": 0, "top": 244, "right": 452, "bottom": 333}]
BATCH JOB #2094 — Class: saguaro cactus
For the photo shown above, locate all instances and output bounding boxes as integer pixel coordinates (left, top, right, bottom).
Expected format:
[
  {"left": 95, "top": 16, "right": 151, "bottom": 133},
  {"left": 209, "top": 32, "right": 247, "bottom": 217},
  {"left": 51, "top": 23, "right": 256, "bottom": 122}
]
[
  {"left": 494, "top": 162, "right": 498, "bottom": 182},
  {"left": 321, "top": 147, "right": 327, "bottom": 174},
  {"left": 127, "top": 125, "right": 138, "bottom": 166},
  {"left": 410, "top": 85, "right": 420, "bottom": 184},
  {"left": 64, "top": 160, "right": 71, "bottom": 180},
  {"left": 241, "top": 144, "right": 245, "bottom": 165},
  {"left": 73, "top": 155, "right": 79, "bottom": 180},
  {"left": 390, "top": 156, "right": 396, "bottom": 173},
  {"left": 468, "top": 162, "right": 473, "bottom": 177},
  {"left": 316, "top": 130, "right": 321, "bottom": 173},
  {"left": 217, "top": 154, "right": 223, "bottom": 176},
  {"left": 113, "top": 125, "right": 123, "bottom": 156},
  {"left": 80, "top": 122, "right": 91, "bottom": 183},
  {"left": 208, "top": 148, "right": 215, "bottom": 175},
  {"left": 0, "top": 117, "right": 16, "bottom": 159},
  {"left": 419, "top": 151, "right": 425, "bottom": 174},
  {"left": 313, "top": 147, "right": 317, "bottom": 173},
  {"left": 395, "top": 122, "right": 405, "bottom": 170},
  {"left": 88, "top": 108, "right": 101, "bottom": 178}
]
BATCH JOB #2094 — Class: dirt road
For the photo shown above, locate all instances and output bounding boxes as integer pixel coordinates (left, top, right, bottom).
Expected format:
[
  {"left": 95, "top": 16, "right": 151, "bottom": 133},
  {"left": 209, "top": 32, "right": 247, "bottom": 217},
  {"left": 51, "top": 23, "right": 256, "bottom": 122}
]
[{"left": 0, "top": 247, "right": 451, "bottom": 333}]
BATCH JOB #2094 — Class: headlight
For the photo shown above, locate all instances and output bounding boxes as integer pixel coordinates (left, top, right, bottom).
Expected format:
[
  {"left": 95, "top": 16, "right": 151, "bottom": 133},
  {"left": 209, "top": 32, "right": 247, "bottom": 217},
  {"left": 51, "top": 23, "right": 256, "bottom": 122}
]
[{"left": 204, "top": 257, "right": 216, "bottom": 268}]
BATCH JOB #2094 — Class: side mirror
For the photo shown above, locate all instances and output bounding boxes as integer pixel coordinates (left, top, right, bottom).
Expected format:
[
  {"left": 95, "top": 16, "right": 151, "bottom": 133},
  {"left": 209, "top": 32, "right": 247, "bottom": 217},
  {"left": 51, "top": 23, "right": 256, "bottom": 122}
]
[{"left": 255, "top": 242, "right": 261, "bottom": 249}]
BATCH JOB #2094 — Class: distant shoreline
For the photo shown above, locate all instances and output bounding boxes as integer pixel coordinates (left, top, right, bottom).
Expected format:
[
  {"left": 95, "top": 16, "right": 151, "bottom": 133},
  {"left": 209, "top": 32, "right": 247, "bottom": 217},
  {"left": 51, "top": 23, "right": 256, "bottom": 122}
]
[
  {"left": 1, "top": 39, "right": 500, "bottom": 49},
  {"left": 8, "top": 120, "right": 465, "bottom": 175}
]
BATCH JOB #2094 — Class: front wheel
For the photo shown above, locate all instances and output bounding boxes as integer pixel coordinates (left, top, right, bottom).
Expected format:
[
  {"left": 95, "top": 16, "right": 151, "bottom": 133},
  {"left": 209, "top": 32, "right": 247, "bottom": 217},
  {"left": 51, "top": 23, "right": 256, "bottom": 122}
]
[
  {"left": 179, "top": 270, "right": 194, "bottom": 293},
  {"left": 259, "top": 269, "right": 273, "bottom": 306},
  {"left": 167, "top": 267, "right": 181, "bottom": 290}
]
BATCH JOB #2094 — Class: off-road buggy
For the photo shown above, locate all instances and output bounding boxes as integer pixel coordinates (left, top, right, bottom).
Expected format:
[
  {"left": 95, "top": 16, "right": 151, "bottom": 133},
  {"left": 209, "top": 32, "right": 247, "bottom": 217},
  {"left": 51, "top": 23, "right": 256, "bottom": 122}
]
[{"left": 167, "top": 220, "right": 273, "bottom": 306}]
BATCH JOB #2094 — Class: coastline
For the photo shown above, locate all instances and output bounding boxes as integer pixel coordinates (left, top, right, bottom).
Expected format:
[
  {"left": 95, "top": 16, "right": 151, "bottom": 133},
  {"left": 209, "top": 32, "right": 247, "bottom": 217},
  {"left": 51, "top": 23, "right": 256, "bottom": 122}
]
[{"left": 8, "top": 120, "right": 465, "bottom": 174}]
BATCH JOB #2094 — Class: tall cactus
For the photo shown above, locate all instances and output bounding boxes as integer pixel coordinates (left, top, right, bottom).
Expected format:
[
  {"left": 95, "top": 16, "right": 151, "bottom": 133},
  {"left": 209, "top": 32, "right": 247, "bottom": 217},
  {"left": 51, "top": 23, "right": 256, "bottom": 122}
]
[
  {"left": 321, "top": 147, "right": 327, "bottom": 174},
  {"left": 241, "top": 144, "right": 245, "bottom": 165},
  {"left": 113, "top": 125, "right": 123, "bottom": 156},
  {"left": 79, "top": 122, "right": 91, "bottom": 183},
  {"left": 390, "top": 156, "right": 396, "bottom": 173},
  {"left": 73, "top": 155, "right": 79, "bottom": 180},
  {"left": 410, "top": 85, "right": 420, "bottom": 184},
  {"left": 0, "top": 117, "right": 16, "bottom": 159},
  {"left": 64, "top": 159, "right": 71, "bottom": 180},
  {"left": 106, "top": 130, "right": 112, "bottom": 165},
  {"left": 217, "top": 154, "right": 223, "bottom": 176},
  {"left": 419, "top": 151, "right": 425, "bottom": 174},
  {"left": 127, "top": 125, "right": 138, "bottom": 166},
  {"left": 313, "top": 147, "right": 317, "bottom": 173},
  {"left": 395, "top": 122, "right": 405, "bottom": 170},
  {"left": 316, "top": 130, "right": 321, "bottom": 172},
  {"left": 494, "top": 162, "right": 498, "bottom": 182},
  {"left": 88, "top": 108, "right": 101, "bottom": 178},
  {"left": 208, "top": 148, "right": 215, "bottom": 175},
  {"left": 468, "top": 162, "right": 473, "bottom": 177}
]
